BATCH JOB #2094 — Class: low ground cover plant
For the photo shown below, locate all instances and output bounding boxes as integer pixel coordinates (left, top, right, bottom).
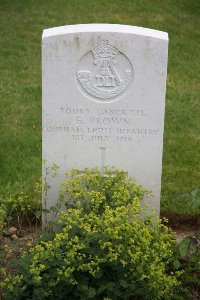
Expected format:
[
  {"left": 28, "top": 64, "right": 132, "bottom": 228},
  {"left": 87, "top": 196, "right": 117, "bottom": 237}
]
[
  {"left": 0, "top": 183, "right": 41, "bottom": 236},
  {"left": 0, "top": 167, "right": 184, "bottom": 299}
]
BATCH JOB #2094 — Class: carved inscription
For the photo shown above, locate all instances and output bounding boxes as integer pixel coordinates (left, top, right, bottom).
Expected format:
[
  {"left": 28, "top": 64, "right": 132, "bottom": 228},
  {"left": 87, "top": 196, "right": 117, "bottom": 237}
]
[
  {"left": 77, "top": 41, "right": 133, "bottom": 101},
  {"left": 45, "top": 106, "right": 159, "bottom": 144}
]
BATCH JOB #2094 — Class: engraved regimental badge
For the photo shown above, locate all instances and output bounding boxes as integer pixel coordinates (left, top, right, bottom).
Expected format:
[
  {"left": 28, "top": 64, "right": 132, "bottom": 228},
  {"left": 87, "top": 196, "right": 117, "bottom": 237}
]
[{"left": 77, "top": 41, "right": 133, "bottom": 101}]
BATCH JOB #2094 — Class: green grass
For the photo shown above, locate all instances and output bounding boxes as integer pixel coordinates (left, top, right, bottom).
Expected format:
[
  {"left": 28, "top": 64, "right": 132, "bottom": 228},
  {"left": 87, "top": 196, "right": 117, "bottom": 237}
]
[{"left": 0, "top": 0, "right": 199, "bottom": 214}]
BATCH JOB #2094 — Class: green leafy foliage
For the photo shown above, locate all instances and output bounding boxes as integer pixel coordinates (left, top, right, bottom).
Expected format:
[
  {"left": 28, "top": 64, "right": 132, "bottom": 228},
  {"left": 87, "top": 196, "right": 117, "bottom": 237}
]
[
  {"left": 172, "top": 188, "right": 200, "bottom": 298},
  {"left": 0, "top": 184, "right": 42, "bottom": 231},
  {"left": 1, "top": 168, "right": 183, "bottom": 299},
  {"left": 189, "top": 188, "right": 200, "bottom": 210},
  {"left": 178, "top": 237, "right": 198, "bottom": 259},
  {"left": 180, "top": 251, "right": 200, "bottom": 298},
  {"left": 59, "top": 167, "right": 149, "bottom": 215},
  {"left": 179, "top": 188, "right": 200, "bottom": 213}
]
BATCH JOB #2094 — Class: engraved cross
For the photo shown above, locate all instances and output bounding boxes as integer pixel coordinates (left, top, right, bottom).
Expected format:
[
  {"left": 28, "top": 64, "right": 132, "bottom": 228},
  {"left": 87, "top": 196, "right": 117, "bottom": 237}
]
[{"left": 99, "top": 147, "right": 106, "bottom": 172}]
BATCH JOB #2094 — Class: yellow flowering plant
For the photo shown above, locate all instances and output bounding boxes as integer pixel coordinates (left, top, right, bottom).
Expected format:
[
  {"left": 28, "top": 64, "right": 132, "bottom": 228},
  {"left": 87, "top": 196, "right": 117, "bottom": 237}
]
[
  {"left": 0, "top": 184, "right": 42, "bottom": 231},
  {"left": 1, "top": 167, "right": 184, "bottom": 299}
]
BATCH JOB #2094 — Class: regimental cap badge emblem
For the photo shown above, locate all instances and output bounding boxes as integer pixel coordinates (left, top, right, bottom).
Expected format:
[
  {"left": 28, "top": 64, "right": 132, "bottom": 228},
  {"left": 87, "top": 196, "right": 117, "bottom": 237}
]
[
  {"left": 92, "top": 41, "right": 118, "bottom": 62},
  {"left": 77, "top": 40, "right": 133, "bottom": 101}
]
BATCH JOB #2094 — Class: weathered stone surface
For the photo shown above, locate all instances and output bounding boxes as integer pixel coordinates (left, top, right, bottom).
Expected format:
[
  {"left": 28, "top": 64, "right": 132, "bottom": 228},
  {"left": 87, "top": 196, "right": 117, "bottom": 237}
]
[{"left": 42, "top": 24, "right": 168, "bottom": 215}]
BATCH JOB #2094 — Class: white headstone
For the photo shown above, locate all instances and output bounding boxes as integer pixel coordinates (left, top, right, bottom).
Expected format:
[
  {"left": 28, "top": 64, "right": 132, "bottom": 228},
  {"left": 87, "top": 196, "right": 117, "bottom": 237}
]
[{"left": 42, "top": 24, "right": 168, "bottom": 215}]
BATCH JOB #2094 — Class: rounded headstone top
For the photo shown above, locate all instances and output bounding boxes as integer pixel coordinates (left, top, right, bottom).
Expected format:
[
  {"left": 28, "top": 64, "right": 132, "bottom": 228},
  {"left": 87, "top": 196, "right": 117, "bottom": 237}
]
[{"left": 42, "top": 24, "right": 168, "bottom": 41}]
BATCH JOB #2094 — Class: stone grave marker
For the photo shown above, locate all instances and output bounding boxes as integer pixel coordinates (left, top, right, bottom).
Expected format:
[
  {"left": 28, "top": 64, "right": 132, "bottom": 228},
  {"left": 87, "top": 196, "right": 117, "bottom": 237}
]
[{"left": 42, "top": 24, "right": 168, "bottom": 216}]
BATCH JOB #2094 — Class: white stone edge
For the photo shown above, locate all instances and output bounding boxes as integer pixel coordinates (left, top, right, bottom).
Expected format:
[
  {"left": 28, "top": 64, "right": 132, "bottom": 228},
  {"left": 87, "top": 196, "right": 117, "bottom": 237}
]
[{"left": 42, "top": 24, "right": 168, "bottom": 41}]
